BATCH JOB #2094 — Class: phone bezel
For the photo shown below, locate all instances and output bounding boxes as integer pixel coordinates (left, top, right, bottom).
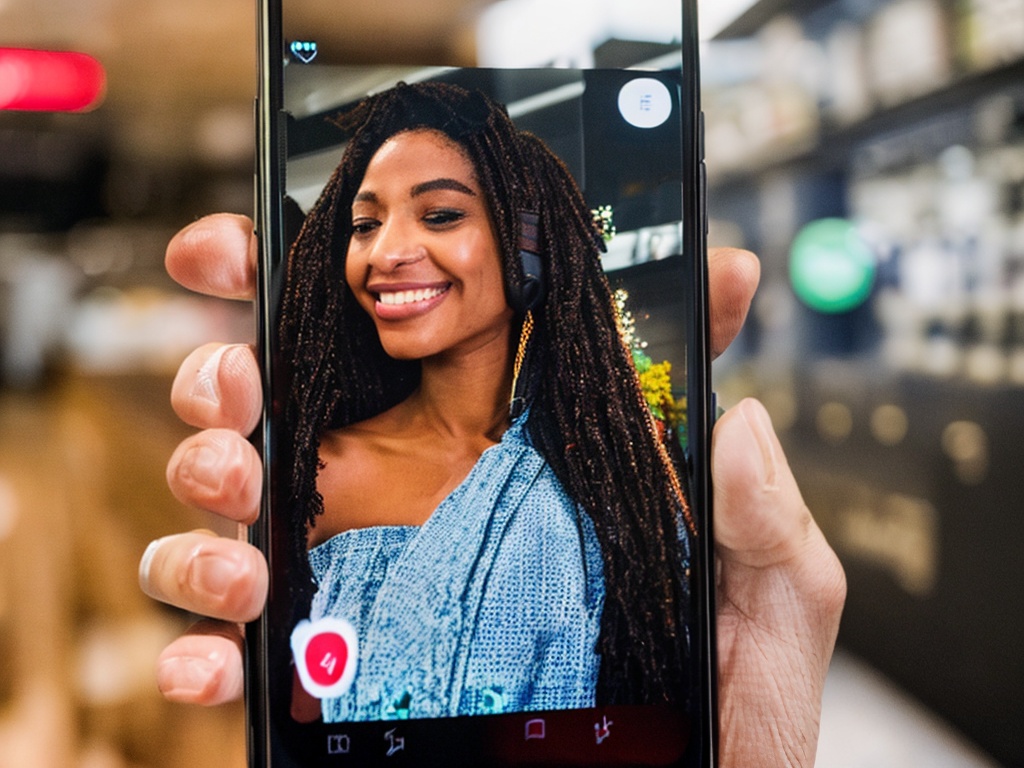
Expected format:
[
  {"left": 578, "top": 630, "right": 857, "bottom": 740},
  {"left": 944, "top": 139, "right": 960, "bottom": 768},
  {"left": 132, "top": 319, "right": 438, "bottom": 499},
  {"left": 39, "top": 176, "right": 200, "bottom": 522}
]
[{"left": 251, "top": 2, "right": 714, "bottom": 765}]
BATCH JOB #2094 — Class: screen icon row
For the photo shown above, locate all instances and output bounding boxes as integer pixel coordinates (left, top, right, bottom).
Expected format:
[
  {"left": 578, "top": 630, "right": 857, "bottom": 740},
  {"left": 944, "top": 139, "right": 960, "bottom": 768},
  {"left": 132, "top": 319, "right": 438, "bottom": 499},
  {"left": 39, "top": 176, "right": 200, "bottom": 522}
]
[
  {"left": 522, "top": 715, "right": 613, "bottom": 744},
  {"left": 326, "top": 728, "right": 405, "bottom": 757}
]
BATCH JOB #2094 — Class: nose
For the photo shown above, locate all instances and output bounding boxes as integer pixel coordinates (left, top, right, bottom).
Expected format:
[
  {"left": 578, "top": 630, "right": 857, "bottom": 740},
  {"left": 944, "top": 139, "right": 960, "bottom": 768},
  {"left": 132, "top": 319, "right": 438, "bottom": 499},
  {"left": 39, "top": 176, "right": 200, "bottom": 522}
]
[{"left": 367, "top": 217, "right": 427, "bottom": 272}]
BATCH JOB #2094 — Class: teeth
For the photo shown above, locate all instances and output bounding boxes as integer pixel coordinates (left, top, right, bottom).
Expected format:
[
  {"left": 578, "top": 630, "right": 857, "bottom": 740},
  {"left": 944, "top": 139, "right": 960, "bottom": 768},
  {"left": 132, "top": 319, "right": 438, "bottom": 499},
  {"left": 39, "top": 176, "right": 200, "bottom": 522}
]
[{"left": 378, "top": 286, "right": 446, "bottom": 306}]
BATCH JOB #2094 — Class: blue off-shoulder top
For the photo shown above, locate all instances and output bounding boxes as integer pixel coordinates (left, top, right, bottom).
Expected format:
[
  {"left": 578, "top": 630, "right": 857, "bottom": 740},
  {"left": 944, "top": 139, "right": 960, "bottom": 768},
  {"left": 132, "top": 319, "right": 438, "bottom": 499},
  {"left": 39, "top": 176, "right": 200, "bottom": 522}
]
[{"left": 307, "top": 415, "right": 605, "bottom": 723}]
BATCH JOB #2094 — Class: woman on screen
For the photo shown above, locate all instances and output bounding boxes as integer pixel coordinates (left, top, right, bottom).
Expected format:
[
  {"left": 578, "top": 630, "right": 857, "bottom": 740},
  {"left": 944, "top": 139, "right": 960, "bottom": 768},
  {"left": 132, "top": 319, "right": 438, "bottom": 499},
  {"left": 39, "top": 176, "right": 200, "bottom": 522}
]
[{"left": 279, "top": 81, "right": 694, "bottom": 722}]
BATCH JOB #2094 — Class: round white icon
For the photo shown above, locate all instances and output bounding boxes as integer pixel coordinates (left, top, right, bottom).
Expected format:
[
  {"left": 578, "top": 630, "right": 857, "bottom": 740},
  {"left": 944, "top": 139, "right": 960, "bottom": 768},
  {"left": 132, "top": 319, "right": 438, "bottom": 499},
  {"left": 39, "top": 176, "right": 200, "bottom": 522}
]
[
  {"left": 617, "top": 78, "right": 672, "bottom": 129},
  {"left": 290, "top": 617, "right": 358, "bottom": 699}
]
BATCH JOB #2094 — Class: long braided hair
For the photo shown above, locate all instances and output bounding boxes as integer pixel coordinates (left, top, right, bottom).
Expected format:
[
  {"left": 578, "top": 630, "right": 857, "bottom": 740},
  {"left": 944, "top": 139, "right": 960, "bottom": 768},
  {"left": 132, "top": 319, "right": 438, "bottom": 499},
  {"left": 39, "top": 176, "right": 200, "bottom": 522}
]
[{"left": 279, "top": 81, "right": 693, "bottom": 706}]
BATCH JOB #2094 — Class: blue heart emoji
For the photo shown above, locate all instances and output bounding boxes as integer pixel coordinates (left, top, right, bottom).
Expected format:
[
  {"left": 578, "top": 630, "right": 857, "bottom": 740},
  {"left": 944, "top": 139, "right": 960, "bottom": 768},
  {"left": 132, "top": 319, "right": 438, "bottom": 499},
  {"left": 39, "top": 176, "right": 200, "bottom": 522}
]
[{"left": 290, "top": 41, "right": 318, "bottom": 64}]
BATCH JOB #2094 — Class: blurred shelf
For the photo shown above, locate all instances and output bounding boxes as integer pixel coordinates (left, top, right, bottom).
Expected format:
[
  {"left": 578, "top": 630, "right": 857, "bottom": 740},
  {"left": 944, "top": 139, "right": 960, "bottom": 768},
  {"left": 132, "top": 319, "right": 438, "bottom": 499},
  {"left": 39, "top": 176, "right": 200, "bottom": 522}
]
[
  {"left": 709, "top": 56, "right": 1024, "bottom": 191},
  {"left": 706, "top": 4, "right": 1024, "bottom": 764},
  {"left": 775, "top": 363, "right": 1024, "bottom": 768},
  {"left": 715, "top": 0, "right": 827, "bottom": 38}
]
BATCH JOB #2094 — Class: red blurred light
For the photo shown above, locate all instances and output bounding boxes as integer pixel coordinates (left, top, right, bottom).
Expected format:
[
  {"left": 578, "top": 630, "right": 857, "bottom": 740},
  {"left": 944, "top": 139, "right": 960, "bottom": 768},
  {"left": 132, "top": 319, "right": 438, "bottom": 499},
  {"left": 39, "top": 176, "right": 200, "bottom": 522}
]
[{"left": 0, "top": 48, "right": 106, "bottom": 112}]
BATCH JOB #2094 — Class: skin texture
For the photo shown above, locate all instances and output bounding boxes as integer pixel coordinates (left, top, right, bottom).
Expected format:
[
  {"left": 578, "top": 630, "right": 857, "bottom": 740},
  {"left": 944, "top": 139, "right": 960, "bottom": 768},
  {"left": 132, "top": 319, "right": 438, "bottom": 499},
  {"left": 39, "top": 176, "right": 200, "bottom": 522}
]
[
  {"left": 311, "top": 130, "right": 519, "bottom": 539},
  {"left": 345, "top": 130, "right": 513, "bottom": 364},
  {"left": 143, "top": 212, "right": 845, "bottom": 766}
]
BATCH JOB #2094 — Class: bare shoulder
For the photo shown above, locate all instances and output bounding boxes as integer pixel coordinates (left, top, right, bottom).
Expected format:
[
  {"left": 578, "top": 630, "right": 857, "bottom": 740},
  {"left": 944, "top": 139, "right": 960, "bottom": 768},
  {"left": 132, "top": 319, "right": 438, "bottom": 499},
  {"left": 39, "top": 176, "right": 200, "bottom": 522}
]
[
  {"left": 312, "top": 405, "right": 413, "bottom": 545},
  {"left": 313, "top": 400, "right": 492, "bottom": 544},
  {"left": 319, "top": 404, "right": 407, "bottom": 460}
]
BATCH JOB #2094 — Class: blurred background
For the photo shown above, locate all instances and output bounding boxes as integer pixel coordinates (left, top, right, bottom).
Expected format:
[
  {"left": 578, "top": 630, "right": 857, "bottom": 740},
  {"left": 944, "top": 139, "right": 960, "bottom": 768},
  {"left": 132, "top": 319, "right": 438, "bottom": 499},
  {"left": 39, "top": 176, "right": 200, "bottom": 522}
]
[{"left": 1, "top": 0, "right": 1022, "bottom": 766}]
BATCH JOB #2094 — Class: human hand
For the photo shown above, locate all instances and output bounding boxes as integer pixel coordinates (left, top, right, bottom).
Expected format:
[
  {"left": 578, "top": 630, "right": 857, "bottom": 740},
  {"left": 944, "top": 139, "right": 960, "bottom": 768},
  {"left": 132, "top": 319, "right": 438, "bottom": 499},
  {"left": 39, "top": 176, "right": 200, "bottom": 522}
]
[
  {"left": 700, "top": 246, "right": 845, "bottom": 766},
  {"left": 138, "top": 214, "right": 265, "bottom": 705},
  {"left": 706, "top": 246, "right": 846, "bottom": 767},
  {"left": 713, "top": 396, "right": 846, "bottom": 767},
  {"left": 139, "top": 217, "right": 844, "bottom": 768}
]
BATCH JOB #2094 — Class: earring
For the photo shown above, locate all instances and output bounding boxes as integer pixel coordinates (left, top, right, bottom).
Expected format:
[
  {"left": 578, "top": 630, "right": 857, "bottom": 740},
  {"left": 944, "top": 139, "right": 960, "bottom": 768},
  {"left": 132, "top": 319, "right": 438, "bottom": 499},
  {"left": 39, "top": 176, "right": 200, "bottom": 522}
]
[{"left": 509, "top": 311, "right": 534, "bottom": 419}]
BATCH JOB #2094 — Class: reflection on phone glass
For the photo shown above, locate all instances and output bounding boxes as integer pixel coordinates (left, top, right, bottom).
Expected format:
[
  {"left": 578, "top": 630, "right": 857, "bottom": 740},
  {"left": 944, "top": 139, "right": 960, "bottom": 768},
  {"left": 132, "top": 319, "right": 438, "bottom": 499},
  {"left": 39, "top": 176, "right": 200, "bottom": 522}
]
[{"left": 256, "top": 1, "right": 710, "bottom": 765}]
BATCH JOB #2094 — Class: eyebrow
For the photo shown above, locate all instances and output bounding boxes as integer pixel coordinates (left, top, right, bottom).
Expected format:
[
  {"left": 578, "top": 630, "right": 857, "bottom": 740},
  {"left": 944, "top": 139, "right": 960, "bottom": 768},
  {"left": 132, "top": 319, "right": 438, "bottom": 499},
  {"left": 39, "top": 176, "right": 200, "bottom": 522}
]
[
  {"left": 411, "top": 178, "right": 476, "bottom": 198},
  {"left": 353, "top": 178, "right": 477, "bottom": 206}
]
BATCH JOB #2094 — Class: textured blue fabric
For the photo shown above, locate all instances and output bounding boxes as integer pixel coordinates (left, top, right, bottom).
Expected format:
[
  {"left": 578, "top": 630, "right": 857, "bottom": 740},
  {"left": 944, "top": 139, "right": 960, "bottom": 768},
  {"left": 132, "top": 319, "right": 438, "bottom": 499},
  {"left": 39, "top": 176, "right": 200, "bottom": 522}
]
[{"left": 307, "top": 415, "right": 605, "bottom": 723}]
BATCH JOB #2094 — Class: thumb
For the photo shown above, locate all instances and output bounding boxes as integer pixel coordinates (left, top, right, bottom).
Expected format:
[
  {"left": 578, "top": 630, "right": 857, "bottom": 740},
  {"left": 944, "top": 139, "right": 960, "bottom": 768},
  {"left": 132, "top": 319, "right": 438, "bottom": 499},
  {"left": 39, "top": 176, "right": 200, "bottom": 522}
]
[
  {"left": 712, "top": 397, "right": 823, "bottom": 570},
  {"left": 711, "top": 398, "right": 846, "bottom": 768}
]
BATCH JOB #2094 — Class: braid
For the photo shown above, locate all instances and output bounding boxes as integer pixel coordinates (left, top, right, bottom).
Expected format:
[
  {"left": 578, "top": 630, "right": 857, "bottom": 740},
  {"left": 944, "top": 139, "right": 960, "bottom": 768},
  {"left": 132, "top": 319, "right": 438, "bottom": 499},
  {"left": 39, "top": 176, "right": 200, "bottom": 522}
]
[
  {"left": 278, "top": 81, "right": 693, "bottom": 706},
  {"left": 515, "top": 135, "right": 692, "bottom": 704}
]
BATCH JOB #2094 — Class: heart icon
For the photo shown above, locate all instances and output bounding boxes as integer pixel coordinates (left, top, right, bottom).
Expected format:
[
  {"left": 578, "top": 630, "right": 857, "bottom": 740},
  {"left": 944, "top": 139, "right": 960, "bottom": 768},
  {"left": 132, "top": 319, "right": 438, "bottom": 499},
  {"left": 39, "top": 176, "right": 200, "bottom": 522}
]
[
  {"left": 290, "top": 40, "right": 318, "bottom": 64},
  {"left": 290, "top": 617, "right": 358, "bottom": 699}
]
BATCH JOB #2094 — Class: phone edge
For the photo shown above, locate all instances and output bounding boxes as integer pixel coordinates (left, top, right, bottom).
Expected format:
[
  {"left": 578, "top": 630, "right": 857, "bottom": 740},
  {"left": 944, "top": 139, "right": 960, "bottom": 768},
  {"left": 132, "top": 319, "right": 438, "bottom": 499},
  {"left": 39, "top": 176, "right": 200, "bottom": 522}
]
[
  {"left": 250, "top": 2, "right": 717, "bottom": 765},
  {"left": 681, "top": 1, "right": 719, "bottom": 766},
  {"left": 250, "top": 0, "right": 282, "bottom": 765}
]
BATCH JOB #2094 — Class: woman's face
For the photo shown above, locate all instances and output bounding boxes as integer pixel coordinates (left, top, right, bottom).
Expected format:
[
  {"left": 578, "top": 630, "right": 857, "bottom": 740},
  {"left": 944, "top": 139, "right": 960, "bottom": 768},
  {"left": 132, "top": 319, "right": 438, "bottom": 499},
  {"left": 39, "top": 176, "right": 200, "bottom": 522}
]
[{"left": 345, "top": 129, "right": 514, "bottom": 363}]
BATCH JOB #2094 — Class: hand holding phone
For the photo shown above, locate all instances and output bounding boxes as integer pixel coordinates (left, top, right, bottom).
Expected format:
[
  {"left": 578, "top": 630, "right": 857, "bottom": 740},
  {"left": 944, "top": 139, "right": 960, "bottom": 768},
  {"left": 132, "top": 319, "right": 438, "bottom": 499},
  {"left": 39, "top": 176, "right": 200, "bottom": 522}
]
[
  {"left": 141, "top": 0, "right": 845, "bottom": 759},
  {"left": 145, "top": 218, "right": 842, "bottom": 767}
]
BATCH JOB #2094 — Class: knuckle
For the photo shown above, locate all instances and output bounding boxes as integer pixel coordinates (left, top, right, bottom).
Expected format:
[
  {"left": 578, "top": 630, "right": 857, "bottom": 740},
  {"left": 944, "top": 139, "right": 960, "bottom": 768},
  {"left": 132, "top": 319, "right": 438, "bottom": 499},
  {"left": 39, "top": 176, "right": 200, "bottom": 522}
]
[
  {"left": 171, "top": 343, "right": 226, "bottom": 427},
  {"left": 183, "top": 540, "right": 265, "bottom": 621},
  {"left": 167, "top": 431, "right": 261, "bottom": 522},
  {"left": 803, "top": 540, "right": 847, "bottom": 617},
  {"left": 170, "top": 344, "right": 261, "bottom": 432}
]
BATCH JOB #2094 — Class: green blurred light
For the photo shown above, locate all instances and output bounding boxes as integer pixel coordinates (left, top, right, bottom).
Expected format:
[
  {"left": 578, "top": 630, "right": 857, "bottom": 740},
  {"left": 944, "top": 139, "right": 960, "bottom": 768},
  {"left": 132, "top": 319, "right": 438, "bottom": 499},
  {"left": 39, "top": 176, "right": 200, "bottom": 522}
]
[{"left": 789, "top": 218, "right": 875, "bottom": 314}]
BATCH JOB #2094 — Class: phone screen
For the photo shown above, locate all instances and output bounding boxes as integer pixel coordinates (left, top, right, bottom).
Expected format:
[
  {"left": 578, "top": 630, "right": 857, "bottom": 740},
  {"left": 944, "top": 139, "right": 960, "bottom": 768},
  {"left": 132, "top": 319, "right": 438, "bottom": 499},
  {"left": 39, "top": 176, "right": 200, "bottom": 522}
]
[{"left": 253, "top": 1, "right": 713, "bottom": 765}]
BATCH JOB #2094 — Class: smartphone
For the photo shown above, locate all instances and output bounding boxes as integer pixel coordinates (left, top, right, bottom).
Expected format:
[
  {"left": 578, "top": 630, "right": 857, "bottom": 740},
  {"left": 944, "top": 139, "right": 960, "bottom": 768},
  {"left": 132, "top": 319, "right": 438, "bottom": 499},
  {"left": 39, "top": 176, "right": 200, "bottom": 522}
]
[{"left": 252, "top": 1, "right": 713, "bottom": 765}]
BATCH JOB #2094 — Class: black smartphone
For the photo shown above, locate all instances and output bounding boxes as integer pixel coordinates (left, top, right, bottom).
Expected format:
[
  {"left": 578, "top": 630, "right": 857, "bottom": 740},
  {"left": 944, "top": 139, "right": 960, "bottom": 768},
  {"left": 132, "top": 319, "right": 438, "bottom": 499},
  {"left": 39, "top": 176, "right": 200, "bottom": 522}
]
[{"left": 252, "top": 1, "right": 713, "bottom": 765}]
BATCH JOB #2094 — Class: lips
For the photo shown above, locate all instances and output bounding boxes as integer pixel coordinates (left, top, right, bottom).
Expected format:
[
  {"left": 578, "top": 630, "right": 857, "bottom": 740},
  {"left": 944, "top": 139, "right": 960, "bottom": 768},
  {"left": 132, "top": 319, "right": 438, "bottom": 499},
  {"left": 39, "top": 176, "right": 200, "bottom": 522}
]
[{"left": 370, "top": 282, "right": 452, "bottom": 320}]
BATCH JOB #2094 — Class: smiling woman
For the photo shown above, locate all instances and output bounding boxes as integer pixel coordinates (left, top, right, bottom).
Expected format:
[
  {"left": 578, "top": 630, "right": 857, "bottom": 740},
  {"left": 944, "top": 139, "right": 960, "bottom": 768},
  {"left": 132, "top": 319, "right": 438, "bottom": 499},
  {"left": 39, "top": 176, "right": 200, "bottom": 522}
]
[
  {"left": 277, "top": 80, "right": 693, "bottom": 725},
  {"left": 344, "top": 130, "right": 512, "bottom": 364}
]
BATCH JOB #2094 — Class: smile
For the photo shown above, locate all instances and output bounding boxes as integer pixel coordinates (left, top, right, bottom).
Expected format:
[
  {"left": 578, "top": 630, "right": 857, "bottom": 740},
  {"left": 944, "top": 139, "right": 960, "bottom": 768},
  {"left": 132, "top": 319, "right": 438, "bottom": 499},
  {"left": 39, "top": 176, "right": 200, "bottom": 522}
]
[
  {"left": 371, "top": 283, "right": 452, "bottom": 321},
  {"left": 377, "top": 285, "right": 450, "bottom": 306}
]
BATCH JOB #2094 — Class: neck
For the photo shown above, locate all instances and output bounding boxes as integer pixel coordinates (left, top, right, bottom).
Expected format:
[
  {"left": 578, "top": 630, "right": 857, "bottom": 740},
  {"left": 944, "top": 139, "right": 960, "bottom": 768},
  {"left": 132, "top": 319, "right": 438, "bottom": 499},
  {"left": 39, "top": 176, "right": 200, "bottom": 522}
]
[{"left": 412, "top": 336, "right": 515, "bottom": 442}]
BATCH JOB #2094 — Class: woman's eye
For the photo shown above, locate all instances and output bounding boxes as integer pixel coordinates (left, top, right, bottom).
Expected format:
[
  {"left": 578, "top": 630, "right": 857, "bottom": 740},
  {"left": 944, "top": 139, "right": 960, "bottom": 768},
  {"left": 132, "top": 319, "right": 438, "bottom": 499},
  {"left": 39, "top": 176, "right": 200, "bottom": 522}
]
[
  {"left": 351, "top": 218, "right": 379, "bottom": 236},
  {"left": 424, "top": 209, "right": 465, "bottom": 227}
]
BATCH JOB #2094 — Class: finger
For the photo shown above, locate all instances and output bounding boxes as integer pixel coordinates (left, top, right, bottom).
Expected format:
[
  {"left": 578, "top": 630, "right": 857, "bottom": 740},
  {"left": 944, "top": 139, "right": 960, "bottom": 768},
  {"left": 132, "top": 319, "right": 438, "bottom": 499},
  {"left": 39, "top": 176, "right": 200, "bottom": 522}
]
[
  {"left": 712, "top": 398, "right": 846, "bottom": 616},
  {"left": 139, "top": 531, "right": 268, "bottom": 623},
  {"left": 708, "top": 247, "right": 760, "bottom": 359},
  {"left": 712, "top": 398, "right": 846, "bottom": 767},
  {"left": 713, "top": 398, "right": 832, "bottom": 568},
  {"left": 167, "top": 429, "right": 262, "bottom": 524},
  {"left": 166, "top": 214, "right": 257, "bottom": 300},
  {"left": 171, "top": 342, "right": 262, "bottom": 434},
  {"left": 156, "top": 619, "right": 244, "bottom": 705}
]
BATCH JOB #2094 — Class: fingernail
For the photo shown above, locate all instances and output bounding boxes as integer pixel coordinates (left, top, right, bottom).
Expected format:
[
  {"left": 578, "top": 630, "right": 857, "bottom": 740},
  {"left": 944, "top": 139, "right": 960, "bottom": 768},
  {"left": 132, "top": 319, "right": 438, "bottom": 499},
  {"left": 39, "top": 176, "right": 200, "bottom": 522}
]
[
  {"left": 180, "top": 443, "right": 223, "bottom": 492},
  {"left": 157, "top": 654, "right": 220, "bottom": 699},
  {"left": 179, "top": 218, "right": 218, "bottom": 250},
  {"left": 139, "top": 537, "right": 168, "bottom": 596},
  {"left": 740, "top": 400, "right": 779, "bottom": 491},
  {"left": 190, "top": 345, "right": 231, "bottom": 405},
  {"left": 189, "top": 548, "right": 237, "bottom": 596}
]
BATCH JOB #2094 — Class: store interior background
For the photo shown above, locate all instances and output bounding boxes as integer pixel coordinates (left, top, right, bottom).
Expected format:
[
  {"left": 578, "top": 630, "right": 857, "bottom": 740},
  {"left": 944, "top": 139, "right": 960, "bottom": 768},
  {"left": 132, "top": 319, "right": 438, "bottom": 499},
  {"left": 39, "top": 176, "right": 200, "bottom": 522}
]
[{"left": 2, "top": 0, "right": 1022, "bottom": 766}]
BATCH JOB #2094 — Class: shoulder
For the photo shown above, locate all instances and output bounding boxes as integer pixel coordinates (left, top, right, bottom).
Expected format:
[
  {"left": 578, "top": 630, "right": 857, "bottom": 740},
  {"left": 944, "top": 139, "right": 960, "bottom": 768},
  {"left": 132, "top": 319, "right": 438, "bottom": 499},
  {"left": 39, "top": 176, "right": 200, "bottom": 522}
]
[
  {"left": 318, "top": 407, "right": 405, "bottom": 483},
  {"left": 320, "top": 400, "right": 409, "bottom": 457},
  {"left": 313, "top": 407, "right": 413, "bottom": 544}
]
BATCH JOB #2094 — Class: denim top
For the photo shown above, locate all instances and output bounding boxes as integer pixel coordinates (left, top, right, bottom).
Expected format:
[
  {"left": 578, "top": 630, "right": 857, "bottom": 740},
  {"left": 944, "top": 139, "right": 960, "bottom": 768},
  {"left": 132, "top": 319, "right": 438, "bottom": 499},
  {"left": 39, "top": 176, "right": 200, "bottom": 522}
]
[{"left": 307, "top": 415, "right": 605, "bottom": 722}]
